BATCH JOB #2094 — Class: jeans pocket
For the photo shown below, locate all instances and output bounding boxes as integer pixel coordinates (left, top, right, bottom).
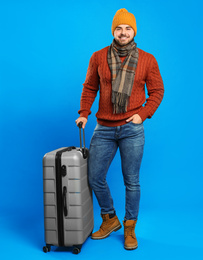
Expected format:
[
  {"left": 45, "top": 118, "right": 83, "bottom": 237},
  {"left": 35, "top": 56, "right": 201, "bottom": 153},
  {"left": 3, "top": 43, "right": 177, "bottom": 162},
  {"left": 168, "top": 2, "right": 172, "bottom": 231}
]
[{"left": 130, "top": 121, "right": 143, "bottom": 126}]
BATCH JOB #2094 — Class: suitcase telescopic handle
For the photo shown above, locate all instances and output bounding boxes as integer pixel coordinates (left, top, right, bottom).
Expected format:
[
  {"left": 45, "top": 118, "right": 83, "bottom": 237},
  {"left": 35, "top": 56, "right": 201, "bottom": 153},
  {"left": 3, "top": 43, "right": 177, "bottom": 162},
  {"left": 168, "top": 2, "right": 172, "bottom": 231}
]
[
  {"left": 78, "top": 122, "right": 88, "bottom": 159},
  {"left": 78, "top": 122, "right": 86, "bottom": 149}
]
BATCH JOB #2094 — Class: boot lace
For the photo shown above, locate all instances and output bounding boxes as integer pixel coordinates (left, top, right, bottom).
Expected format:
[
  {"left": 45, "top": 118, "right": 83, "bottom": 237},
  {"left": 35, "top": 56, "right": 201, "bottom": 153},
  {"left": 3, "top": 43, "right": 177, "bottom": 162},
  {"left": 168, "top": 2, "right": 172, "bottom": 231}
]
[{"left": 125, "top": 226, "right": 135, "bottom": 238}]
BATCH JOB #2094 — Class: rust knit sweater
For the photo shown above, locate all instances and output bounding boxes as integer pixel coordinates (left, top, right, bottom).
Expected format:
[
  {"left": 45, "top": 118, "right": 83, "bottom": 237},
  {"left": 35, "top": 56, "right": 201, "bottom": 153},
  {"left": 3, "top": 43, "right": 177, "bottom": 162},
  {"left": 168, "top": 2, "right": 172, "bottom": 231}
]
[{"left": 79, "top": 46, "right": 164, "bottom": 127}]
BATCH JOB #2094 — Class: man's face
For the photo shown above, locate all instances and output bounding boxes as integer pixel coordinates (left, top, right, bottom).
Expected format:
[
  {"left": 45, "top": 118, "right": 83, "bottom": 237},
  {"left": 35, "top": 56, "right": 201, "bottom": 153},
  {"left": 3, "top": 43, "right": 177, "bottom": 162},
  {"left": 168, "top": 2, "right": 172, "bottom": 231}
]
[{"left": 114, "top": 24, "right": 135, "bottom": 46}]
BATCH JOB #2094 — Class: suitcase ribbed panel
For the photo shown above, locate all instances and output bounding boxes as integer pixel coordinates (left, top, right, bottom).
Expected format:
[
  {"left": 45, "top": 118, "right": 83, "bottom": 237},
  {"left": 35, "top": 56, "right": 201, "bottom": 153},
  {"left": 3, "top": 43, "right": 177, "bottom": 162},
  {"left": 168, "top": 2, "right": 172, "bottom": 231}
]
[
  {"left": 61, "top": 154, "right": 93, "bottom": 246},
  {"left": 43, "top": 162, "right": 58, "bottom": 245},
  {"left": 43, "top": 148, "right": 67, "bottom": 246}
]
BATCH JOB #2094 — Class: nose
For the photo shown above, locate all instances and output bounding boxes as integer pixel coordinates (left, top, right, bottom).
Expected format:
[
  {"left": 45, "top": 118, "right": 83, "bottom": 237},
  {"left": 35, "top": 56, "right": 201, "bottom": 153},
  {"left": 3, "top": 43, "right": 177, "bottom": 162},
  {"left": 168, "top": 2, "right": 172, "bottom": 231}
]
[{"left": 120, "top": 29, "right": 128, "bottom": 35}]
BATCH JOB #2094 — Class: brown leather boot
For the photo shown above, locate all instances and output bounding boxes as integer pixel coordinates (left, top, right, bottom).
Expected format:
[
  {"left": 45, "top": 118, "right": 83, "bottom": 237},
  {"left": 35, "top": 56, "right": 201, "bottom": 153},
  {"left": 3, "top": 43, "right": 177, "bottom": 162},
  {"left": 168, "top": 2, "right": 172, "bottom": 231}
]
[
  {"left": 91, "top": 214, "right": 122, "bottom": 239},
  {"left": 123, "top": 220, "right": 138, "bottom": 250}
]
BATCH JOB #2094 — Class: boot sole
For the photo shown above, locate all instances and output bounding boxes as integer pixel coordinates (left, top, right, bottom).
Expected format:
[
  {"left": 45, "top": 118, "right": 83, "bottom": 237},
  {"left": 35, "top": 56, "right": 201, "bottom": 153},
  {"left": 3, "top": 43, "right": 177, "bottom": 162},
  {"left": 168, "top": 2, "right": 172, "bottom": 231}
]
[
  {"left": 124, "top": 245, "right": 138, "bottom": 250},
  {"left": 91, "top": 224, "right": 122, "bottom": 240}
]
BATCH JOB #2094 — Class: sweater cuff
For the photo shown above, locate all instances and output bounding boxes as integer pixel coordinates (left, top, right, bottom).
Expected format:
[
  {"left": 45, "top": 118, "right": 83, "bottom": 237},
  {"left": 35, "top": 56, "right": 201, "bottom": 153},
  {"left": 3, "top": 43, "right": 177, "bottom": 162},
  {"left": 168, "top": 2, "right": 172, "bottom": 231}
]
[
  {"left": 137, "top": 107, "right": 150, "bottom": 122},
  {"left": 78, "top": 110, "right": 90, "bottom": 119}
]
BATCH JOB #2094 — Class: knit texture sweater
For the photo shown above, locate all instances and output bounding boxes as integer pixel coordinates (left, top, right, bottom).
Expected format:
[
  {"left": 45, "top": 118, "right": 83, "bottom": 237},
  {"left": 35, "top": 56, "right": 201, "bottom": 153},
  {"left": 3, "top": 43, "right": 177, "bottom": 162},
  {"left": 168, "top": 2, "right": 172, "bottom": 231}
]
[{"left": 79, "top": 46, "right": 164, "bottom": 127}]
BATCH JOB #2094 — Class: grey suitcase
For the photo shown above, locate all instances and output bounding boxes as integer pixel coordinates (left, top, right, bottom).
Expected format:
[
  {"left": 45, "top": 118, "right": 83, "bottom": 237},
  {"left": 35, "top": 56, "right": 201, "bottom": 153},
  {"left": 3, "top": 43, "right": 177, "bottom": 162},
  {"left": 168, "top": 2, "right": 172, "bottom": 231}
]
[{"left": 42, "top": 124, "right": 93, "bottom": 254}]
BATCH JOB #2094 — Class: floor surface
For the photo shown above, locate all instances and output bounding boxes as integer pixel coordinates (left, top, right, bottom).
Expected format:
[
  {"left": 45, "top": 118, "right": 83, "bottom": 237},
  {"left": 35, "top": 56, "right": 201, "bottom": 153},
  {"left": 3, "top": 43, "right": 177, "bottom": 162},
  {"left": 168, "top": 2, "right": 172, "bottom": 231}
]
[{"left": 1, "top": 207, "right": 202, "bottom": 260}]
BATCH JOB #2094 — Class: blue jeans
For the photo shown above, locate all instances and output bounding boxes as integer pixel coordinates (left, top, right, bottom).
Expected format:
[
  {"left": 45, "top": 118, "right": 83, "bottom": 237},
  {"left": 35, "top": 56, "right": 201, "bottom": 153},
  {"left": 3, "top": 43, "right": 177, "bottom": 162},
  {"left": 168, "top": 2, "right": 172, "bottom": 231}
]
[{"left": 88, "top": 122, "right": 145, "bottom": 220}]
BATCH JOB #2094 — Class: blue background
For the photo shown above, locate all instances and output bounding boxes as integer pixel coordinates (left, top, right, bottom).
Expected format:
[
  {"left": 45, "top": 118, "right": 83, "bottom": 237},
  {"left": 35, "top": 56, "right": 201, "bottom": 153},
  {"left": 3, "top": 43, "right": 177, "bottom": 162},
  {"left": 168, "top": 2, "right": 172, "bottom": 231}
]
[{"left": 0, "top": 0, "right": 202, "bottom": 259}]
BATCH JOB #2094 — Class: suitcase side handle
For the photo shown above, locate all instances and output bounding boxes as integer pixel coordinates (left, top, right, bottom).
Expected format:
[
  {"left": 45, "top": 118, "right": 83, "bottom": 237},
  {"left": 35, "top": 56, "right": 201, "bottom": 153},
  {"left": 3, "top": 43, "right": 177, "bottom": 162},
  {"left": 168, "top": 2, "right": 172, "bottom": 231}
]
[
  {"left": 78, "top": 122, "right": 88, "bottom": 159},
  {"left": 63, "top": 186, "right": 68, "bottom": 217}
]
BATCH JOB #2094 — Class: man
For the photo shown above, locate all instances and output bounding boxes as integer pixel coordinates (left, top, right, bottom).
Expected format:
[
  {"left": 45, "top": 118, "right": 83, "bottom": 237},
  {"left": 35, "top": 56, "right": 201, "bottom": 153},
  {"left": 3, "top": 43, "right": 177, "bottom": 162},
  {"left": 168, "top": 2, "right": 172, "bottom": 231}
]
[{"left": 76, "top": 8, "right": 164, "bottom": 250}]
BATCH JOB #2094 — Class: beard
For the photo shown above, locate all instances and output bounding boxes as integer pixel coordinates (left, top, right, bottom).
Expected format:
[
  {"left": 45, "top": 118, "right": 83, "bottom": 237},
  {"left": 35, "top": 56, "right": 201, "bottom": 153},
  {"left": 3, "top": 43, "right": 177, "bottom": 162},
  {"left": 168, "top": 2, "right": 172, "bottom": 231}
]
[{"left": 114, "top": 36, "right": 134, "bottom": 47}]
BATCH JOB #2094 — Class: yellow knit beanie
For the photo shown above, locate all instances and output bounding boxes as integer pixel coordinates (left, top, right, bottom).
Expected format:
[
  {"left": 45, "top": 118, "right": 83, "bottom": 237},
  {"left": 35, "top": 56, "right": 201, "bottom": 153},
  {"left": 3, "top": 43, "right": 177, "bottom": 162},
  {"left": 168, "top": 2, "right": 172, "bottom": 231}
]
[{"left": 111, "top": 8, "right": 137, "bottom": 36}]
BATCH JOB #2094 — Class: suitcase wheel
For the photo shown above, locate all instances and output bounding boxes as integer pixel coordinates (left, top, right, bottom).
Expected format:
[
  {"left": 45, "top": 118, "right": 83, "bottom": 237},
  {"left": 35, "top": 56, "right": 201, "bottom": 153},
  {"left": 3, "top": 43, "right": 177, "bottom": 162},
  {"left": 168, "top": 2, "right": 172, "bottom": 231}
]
[
  {"left": 43, "top": 245, "right": 51, "bottom": 253},
  {"left": 73, "top": 246, "right": 81, "bottom": 254}
]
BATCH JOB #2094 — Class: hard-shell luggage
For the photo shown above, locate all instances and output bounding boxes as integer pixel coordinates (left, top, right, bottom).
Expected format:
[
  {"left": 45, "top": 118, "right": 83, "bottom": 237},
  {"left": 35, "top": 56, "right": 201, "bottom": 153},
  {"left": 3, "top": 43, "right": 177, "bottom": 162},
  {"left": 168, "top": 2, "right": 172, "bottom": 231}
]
[{"left": 42, "top": 123, "right": 93, "bottom": 254}]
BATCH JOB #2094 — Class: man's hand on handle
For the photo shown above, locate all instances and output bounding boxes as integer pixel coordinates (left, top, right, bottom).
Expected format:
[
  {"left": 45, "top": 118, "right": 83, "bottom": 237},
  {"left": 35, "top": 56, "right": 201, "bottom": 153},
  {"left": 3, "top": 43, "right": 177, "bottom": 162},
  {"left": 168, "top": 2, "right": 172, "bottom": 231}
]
[{"left": 75, "top": 117, "right": 87, "bottom": 129}]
